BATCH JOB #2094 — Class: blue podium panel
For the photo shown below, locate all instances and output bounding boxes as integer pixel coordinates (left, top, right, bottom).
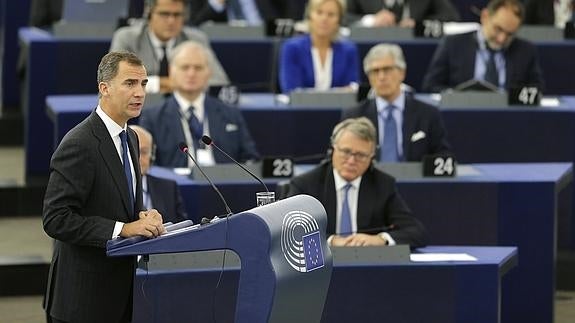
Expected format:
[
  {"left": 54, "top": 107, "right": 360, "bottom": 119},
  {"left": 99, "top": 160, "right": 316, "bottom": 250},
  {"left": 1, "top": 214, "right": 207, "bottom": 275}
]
[
  {"left": 131, "top": 246, "right": 517, "bottom": 323},
  {"left": 108, "top": 195, "right": 334, "bottom": 323}
]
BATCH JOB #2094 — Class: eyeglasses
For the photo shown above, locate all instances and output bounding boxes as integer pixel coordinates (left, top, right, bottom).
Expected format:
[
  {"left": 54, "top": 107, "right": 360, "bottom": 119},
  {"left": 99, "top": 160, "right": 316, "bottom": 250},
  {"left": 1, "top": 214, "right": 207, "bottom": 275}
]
[
  {"left": 367, "top": 65, "right": 399, "bottom": 76},
  {"left": 154, "top": 11, "right": 184, "bottom": 19},
  {"left": 334, "top": 146, "right": 373, "bottom": 162}
]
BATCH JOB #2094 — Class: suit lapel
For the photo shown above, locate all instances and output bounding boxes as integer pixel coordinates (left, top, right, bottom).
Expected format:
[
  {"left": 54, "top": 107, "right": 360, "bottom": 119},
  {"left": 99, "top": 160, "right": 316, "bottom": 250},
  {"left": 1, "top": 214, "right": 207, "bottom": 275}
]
[
  {"left": 356, "top": 168, "right": 376, "bottom": 231},
  {"left": 140, "top": 25, "right": 159, "bottom": 74},
  {"left": 402, "top": 96, "right": 417, "bottom": 161},
  {"left": 147, "top": 176, "right": 158, "bottom": 209},
  {"left": 89, "top": 112, "right": 134, "bottom": 219},
  {"left": 463, "top": 33, "right": 479, "bottom": 81},
  {"left": 127, "top": 127, "right": 143, "bottom": 214},
  {"left": 322, "top": 164, "right": 337, "bottom": 235}
]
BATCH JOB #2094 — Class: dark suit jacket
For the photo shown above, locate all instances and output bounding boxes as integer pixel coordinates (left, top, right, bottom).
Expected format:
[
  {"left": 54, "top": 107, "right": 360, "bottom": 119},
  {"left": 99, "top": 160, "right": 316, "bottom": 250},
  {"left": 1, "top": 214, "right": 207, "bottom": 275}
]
[
  {"left": 29, "top": 0, "right": 63, "bottom": 28},
  {"left": 42, "top": 111, "right": 144, "bottom": 322},
  {"left": 346, "top": 0, "right": 460, "bottom": 24},
  {"left": 422, "top": 31, "right": 544, "bottom": 92},
  {"left": 286, "top": 161, "right": 428, "bottom": 247},
  {"left": 342, "top": 94, "right": 451, "bottom": 162},
  {"left": 139, "top": 95, "right": 260, "bottom": 167},
  {"left": 188, "top": 0, "right": 306, "bottom": 26},
  {"left": 279, "top": 34, "right": 360, "bottom": 93},
  {"left": 523, "top": 0, "right": 554, "bottom": 25},
  {"left": 146, "top": 174, "right": 188, "bottom": 223}
]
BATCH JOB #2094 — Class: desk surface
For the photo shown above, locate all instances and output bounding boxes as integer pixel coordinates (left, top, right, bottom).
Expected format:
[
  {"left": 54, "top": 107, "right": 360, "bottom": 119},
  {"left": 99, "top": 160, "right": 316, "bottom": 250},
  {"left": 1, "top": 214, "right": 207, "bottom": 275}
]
[{"left": 46, "top": 93, "right": 575, "bottom": 165}]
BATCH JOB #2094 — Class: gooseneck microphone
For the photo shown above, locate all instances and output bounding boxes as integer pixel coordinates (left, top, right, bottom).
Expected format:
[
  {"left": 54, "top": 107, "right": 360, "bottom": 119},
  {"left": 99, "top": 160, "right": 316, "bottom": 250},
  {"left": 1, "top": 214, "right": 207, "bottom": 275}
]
[
  {"left": 201, "top": 135, "right": 269, "bottom": 193},
  {"left": 178, "top": 143, "right": 232, "bottom": 218}
]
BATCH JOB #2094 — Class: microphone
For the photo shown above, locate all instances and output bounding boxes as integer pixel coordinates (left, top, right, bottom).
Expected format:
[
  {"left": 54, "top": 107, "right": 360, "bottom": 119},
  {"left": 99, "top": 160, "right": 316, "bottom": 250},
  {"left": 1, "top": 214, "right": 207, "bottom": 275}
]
[
  {"left": 178, "top": 143, "right": 233, "bottom": 219},
  {"left": 201, "top": 135, "right": 270, "bottom": 193}
]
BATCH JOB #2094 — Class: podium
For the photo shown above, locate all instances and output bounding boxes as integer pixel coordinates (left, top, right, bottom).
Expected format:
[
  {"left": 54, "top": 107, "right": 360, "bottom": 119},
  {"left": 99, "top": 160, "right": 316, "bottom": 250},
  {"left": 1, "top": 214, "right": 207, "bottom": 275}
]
[{"left": 106, "top": 195, "right": 333, "bottom": 323}]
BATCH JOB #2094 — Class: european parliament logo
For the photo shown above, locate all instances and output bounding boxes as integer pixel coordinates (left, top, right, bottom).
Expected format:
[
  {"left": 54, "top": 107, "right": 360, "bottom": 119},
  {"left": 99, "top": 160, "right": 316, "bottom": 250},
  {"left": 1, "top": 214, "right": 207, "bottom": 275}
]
[{"left": 281, "top": 211, "right": 325, "bottom": 272}]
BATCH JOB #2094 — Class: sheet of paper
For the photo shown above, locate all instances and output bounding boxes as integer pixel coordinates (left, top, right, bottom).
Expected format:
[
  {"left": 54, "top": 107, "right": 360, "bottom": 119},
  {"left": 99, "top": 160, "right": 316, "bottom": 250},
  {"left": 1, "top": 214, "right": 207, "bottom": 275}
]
[{"left": 410, "top": 253, "right": 478, "bottom": 262}]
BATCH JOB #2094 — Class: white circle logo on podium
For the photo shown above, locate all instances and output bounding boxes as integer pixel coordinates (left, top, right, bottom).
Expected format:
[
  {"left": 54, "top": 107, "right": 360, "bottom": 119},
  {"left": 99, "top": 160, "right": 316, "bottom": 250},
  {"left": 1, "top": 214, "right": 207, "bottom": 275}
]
[{"left": 281, "top": 210, "right": 325, "bottom": 272}]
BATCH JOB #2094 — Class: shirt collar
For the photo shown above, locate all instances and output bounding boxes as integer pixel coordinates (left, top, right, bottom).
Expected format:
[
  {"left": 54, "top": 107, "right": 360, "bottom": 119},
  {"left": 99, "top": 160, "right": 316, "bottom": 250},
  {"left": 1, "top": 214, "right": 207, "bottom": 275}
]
[
  {"left": 333, "top": 168, "right": 362, "bottom": 191},
  {"left": 95, "top": 105, "right": 126, "bottom": 138},
  {"left": 376, "top": 90, "right": 405, "bottom": 114},
  {"left": 142, "top": 174, "right": 148, "bottom": 192},
  {"left": 476, "top": 29, "right": 488, "bottom": 52},
  {"left": 148, "top": 29, "right": 176, "bottom": 50},
  {"left": 174, "top": 91, "right": 206, "bottom": 120}
]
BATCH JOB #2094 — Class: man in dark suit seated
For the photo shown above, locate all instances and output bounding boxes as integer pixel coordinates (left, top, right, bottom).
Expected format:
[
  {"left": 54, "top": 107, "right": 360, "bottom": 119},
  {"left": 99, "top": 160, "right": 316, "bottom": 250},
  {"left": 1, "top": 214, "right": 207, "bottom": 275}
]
[
  {"left": 422, "top": 0, "right": 544, "bottom": 92},
  {"left": 346, "top": 0, "right": 460, "bottom": 28},
  {"left": 139, "top": 40, "right": 260, "bottom": 168},
  {"left": 342, "top": 43, "right": 451, "bottom": 162},
  {"left": 286, "top": 117, "right": 428, "bottom": 247},
  {"left": 110, "top": 0, "right": 229, "bottom": 94},
  {"left": 130, "top": 125, "right": 188, "bottom": 223}
]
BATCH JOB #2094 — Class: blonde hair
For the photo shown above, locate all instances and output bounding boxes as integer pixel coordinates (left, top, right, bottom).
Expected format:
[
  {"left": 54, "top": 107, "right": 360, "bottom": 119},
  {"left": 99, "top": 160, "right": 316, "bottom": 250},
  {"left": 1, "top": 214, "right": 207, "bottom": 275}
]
[{"left": 305, "top": 0, "right": 346, "bottom": 25}]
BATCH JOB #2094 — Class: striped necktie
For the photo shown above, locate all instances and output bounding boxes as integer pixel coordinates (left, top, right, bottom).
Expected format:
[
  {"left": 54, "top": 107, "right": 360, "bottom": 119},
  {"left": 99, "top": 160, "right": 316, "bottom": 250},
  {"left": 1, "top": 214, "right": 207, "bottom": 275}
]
[
  {"left": 380, "top": 105, "right": 399, "bottom": 162},
  {"left": 119, "top": 130, "right": 134, "bottom": 217}
]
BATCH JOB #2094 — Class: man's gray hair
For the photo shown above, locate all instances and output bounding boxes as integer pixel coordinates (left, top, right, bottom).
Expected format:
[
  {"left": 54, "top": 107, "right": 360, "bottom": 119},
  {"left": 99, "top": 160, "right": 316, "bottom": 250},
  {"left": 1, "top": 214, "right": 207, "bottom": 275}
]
[
  {"left": 97, "top": 51, "right": 144, "bottom": 97},
  {"left": 363, "top": 43, "right": 406, "bottom": 74},
  {"left": 169, "top": 40, "right": 214, "bottom": 68},
  {"left": 331, "top": 117, "right": 377, "bottom": 147}
]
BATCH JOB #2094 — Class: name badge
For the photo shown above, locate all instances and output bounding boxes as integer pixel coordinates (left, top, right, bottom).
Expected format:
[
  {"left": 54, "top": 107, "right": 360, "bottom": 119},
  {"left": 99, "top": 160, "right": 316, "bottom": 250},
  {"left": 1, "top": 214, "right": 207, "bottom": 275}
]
[
  {"left": 262, "top": 157, "right": 294, "bottom": 178},
  {"left": 414, "top": 20, "right": 444, "bottom": 38},
  {"left": 508, "top": 86, "right": 541, "bottom": 106},
  {"left": 422, "top": 153, "right": 456, "bottom": 177}
]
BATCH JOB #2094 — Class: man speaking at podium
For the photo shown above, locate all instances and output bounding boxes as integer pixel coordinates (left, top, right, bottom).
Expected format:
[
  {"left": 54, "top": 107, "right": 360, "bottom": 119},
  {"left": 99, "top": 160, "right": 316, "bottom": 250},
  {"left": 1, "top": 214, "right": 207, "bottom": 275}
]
[
  {"left": 42, "top": 52, "right": 166, "bottom": 323},
  {"left": 286, "top": 117, "right": 428, "bottom": 248}
]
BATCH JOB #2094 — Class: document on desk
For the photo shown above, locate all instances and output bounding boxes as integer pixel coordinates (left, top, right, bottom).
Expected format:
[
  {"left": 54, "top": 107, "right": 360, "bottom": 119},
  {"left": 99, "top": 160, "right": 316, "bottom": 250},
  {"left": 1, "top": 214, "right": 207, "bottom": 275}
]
[{"left": 410, "top": 253, "right": 477, "bottom": 262}]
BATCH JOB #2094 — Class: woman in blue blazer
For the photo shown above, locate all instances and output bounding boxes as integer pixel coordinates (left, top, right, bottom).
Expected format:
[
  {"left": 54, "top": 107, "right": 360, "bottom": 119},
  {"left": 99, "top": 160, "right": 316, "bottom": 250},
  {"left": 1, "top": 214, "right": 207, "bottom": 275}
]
[{"left": 279, "top": 0, "right": 360, "bottom": 94}]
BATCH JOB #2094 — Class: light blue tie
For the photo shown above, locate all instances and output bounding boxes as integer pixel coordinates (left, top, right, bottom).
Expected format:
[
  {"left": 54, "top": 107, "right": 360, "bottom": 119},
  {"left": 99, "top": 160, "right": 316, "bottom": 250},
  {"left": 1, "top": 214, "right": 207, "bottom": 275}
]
[
  {"left": 227, "top": 0, "right": 245, "bottom": 20},
  {"left": 120, "top": 130, "right": 134, "bottom": 217},
  {"left": 380, "top": 105, "right": 399, "bottom": 162},
  {"left": 339, "top": 183, "right": 353, "bottom": 235}
]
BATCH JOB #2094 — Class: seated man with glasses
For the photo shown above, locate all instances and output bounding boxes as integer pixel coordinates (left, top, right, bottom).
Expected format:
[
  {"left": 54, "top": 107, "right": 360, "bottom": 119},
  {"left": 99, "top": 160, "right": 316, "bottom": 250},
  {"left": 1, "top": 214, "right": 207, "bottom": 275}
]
[
  {"left": 343, "top": 43, "right": 451, "bottom": 162},
  {"left": 110, "top": 0, "right": 229, "bottom": 94},
  {"left": 422, "top": 0, "right": 544, "bottom": 92},
  {"left": 286, "top": 117, "right": 428, "bottom": 247}
]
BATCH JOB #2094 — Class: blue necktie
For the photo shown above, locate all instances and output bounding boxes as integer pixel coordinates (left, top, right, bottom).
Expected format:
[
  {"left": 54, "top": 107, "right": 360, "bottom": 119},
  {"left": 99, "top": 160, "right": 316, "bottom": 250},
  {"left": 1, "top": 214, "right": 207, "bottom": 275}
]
[
  {"left": 119, "top": 130, "right": 134, "bottom": 217},
  {"left": 380, "top": 105, "right": 399, "bottom": 162},
  {"left": 227, "top": 0, "right": 245, "bottom": 20},
  {"left": 187, "top": 106, "right": 203, "bottom": 150},
  {"left": 484, "top": 49, "right": 499, "bottom": 86},
  {"left": 339, "top": 183, "right": 353, "bottom": 235}
]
